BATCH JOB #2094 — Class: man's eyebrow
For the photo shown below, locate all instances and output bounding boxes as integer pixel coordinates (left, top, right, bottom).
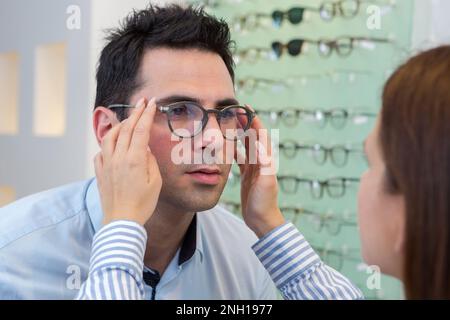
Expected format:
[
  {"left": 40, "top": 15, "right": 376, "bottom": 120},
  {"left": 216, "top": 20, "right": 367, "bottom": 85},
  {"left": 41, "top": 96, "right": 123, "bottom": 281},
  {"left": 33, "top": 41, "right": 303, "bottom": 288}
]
[
  {"left": 156, "top": 95, "right": 201, "bottom": 106},
  {"left": 156, "top": 95, "right": 240, "bottom": 108},
  {"left": 216, "top": 98, "right": 240, "bottom": 108}
]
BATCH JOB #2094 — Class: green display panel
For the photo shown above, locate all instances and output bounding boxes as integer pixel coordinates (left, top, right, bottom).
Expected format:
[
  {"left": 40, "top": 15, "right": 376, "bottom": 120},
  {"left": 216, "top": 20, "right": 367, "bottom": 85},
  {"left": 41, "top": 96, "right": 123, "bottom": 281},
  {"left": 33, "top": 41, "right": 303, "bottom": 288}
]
[{"left": 195, "top": 0, "right": 414, "bottom": 299}]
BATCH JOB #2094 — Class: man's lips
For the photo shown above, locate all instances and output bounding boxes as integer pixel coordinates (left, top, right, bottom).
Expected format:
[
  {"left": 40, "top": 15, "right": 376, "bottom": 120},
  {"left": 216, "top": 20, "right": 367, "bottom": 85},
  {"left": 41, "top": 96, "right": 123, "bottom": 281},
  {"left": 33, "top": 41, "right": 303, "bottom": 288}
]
[
  {"left": 186, "top": 166, "right": 221, "bottom": 174},
  {"left": 186, "top": 167, "right": 222, "bottom": 185}
]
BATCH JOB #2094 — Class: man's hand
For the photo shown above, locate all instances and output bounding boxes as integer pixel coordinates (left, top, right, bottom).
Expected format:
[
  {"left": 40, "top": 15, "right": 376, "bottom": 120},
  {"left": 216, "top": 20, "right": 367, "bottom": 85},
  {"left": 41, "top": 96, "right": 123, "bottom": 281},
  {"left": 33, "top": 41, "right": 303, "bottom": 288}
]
[
  {"left": 94, "top": 97, "right": 162, "bottom": 226},
  {"left": 236, "top": 107, "right": 285, "bottom": 238}
]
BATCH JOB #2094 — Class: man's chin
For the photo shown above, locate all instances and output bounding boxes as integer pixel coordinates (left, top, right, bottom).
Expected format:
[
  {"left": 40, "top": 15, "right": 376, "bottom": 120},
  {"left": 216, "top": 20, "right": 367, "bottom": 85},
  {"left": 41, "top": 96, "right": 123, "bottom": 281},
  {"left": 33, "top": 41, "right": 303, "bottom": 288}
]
[
  {"left": 185, "top": 188, "right": 222, "bottom": 212},
  {"left": 159, "top": 183, "right": 224, "bottom": 213}
]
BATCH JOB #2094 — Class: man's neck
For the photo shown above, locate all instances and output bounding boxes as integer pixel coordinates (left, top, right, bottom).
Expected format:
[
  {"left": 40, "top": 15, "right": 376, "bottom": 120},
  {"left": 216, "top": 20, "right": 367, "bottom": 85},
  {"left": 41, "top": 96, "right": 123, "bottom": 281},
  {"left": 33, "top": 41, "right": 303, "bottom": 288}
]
[{"left": 143, "top": 203, "right": 195, "bottom": 276}]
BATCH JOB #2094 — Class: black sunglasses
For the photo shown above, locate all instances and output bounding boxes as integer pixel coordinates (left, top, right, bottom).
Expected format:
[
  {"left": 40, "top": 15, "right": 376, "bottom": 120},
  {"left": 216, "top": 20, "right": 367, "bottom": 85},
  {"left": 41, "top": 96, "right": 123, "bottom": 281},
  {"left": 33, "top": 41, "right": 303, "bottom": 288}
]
[
  {"left": 271, "top": 6, "right": 318, "bottom": 27},
  {"left": 271, "top": 38, "right": 318, "bottom": 58}
]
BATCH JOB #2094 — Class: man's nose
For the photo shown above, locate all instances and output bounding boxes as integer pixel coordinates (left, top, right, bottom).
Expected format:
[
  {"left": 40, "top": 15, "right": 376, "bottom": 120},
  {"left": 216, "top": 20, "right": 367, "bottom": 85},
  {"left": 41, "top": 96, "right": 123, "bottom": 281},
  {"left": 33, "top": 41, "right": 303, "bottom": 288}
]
[{"left": 196, "top": 112, "right": 224, "bottom": 150}]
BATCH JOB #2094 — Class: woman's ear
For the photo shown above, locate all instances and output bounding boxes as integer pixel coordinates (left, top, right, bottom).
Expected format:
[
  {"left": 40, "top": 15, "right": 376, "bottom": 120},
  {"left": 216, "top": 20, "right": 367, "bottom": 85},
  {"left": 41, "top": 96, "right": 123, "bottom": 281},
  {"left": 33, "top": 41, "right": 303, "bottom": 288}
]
[{"left": 93, "top": 107, "right": 120, "bottom": 145}]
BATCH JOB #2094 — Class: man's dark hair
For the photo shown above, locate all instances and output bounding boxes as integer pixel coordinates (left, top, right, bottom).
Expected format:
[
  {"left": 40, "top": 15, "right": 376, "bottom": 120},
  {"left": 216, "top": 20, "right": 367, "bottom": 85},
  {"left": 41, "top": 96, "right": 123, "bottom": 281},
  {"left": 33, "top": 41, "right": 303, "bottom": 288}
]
[{"left": 94, "top": 4, "right": 235, "bottom": 120}]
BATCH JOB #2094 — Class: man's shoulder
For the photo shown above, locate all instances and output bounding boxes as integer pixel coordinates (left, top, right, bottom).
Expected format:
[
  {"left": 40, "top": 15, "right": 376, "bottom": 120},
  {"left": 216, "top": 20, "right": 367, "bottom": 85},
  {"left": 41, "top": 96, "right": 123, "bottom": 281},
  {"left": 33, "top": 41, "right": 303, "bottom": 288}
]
[{"left": 0, "top": 179, "right": 94, "bottom": 249}]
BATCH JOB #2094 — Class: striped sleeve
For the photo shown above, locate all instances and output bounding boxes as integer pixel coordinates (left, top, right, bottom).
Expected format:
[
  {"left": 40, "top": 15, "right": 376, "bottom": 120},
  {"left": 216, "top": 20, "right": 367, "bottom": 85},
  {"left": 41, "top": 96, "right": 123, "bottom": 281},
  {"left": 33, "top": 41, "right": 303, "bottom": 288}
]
[
  {"left": 252, "top": 222, "right": 364, "bottom": 300},
  {"left": 75, "top": 220, "right": 147, "bottom": 300}
]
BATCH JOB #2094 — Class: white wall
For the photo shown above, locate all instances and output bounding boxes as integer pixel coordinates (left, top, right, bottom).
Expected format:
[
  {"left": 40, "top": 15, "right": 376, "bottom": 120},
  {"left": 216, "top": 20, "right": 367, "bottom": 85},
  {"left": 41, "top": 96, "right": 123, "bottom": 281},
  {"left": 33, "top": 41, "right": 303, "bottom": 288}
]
[
  {"left": 412, "top": 0, "right": 450, "bottom": 50},
  {"left": 0, "top": 0, "right": 92, "bottom": 198}
]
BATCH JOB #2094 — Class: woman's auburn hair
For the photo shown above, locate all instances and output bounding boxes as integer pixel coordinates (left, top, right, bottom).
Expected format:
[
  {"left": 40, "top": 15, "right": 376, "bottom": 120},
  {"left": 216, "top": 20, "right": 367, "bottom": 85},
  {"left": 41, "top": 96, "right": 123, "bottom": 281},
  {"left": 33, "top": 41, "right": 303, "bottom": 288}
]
[{"left": 381, "top": 45, "right": 450, "bottom": 299}]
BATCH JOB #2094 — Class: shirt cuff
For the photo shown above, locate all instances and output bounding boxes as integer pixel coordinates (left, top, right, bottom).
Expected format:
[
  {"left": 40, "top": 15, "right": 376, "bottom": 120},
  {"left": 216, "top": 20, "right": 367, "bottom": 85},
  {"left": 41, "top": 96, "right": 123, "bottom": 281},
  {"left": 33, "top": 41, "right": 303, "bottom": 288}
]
[
  {"left": 252, "top": 222, "right": 322, "bottom": 289},
  {"left": 88, "top": 220, "right": 147, "bottom": 277}
]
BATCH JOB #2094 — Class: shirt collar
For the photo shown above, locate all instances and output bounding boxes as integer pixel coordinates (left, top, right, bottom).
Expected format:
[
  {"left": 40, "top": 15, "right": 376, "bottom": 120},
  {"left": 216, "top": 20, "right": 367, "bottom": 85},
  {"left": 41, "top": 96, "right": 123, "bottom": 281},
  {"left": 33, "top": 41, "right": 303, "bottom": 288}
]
[
  {"left": 85, "top": 178, "right": 103, "bottom": 234},
  {"left": 178, "top": 214, "right": 197, "bottom": 265},
  {"left": 85, "top": 178, "right": 204, "bottom": 264}
]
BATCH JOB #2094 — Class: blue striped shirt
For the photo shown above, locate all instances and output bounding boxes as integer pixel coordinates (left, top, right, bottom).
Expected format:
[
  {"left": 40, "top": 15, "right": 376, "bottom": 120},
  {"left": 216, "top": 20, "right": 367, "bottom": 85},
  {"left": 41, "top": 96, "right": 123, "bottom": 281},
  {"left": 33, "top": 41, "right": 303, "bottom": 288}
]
[
  {"left": 77, "top": 221, "right": 363, "bottom": 300},
  {"left": 76, "top": 220, "right": 146, "bottom": 300},
  {"left": 0, "top": 179, "right": 276, "bottom": 299}
]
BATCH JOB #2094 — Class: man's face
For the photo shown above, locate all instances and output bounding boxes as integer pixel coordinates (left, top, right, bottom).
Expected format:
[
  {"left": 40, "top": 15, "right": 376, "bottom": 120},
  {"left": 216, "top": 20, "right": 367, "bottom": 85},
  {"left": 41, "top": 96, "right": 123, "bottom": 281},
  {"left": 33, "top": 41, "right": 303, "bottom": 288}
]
[{"left": 128, "top": 48, "right": 236, "bottom": 213}]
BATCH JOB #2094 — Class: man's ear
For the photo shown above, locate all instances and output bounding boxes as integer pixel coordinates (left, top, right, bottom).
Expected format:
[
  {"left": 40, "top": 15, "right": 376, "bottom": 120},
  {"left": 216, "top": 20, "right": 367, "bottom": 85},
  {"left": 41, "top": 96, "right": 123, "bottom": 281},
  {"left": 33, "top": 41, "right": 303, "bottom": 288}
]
[{"left": 93, "top": 107, "right": 120, "bottom": 145}]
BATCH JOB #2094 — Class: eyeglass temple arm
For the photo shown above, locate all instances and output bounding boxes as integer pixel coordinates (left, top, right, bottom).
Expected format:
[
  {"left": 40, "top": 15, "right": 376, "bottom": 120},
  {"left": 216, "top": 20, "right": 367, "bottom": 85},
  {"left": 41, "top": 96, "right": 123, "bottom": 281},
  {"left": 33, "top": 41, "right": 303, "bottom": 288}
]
[
  {"left": 108, "top": 104, "right": 166, "bottom": 112},
  {"left": 107, "top": 104, "right": 134, "bottom": 109}
]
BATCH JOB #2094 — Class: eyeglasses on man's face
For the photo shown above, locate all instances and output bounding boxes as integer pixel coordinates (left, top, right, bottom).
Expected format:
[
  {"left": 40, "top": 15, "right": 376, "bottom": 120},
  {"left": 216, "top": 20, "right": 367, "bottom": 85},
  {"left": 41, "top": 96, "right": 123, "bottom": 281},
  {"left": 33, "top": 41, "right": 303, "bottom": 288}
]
[{"left": 108, "top": 101, "right": 256, "bottom": 140}]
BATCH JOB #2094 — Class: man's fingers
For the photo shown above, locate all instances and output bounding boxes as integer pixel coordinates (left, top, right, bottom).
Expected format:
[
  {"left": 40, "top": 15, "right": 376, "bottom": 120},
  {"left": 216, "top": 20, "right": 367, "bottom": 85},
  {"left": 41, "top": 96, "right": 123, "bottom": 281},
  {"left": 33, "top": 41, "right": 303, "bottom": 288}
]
[
  {"left": 239, "top": 105, "right": 269, "bottom": 165},
  {"left": 233, "top": 142, "right": 246, "bottom": 170},
  {"left": 115, "top": 98, "right": 147, "bottom": 154},
  {"left": 235, "top": 150, "right": 246, "bottom": 177},
  {"left": 256, "top": 139, "right": 275, "bottom": 172},
  {"left": 101, "top": 121, "right": 123, "bottom": 158},
  {"left": 236, "top": 105, "right": 275, "bottom": 176},
  {"left": 247, "top": 105, "right": 272, "bottom": 158},
  {"left": 238, "top": 132, "right": 252, "bottom": 165},
  {"left": 246, "top": 105, "right": 265, "bottom": 133},
  {"left": 129, "top": 98, "right": 157, "bottom": 156},
  {"left": 257, "top": 127, "right": 272, "bottom": 160}
]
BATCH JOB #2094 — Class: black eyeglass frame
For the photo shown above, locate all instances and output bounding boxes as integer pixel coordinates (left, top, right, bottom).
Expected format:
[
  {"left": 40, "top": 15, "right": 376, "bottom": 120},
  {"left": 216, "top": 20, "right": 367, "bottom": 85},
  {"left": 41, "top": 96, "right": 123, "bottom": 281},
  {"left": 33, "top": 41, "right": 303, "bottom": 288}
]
[{"left": 107, "top": 101, "right": 256, "bottom": 140}]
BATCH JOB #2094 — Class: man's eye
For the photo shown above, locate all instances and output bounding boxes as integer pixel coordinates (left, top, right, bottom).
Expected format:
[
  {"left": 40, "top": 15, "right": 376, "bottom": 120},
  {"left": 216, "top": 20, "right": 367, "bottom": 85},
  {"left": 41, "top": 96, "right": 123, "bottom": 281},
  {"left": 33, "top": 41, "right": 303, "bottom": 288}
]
[
  {"left": 171, "top": 106, "right": 188, "bottom": 116},
  {"left": 221, "top": 110, "right": 235, "bottom": 119}
]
